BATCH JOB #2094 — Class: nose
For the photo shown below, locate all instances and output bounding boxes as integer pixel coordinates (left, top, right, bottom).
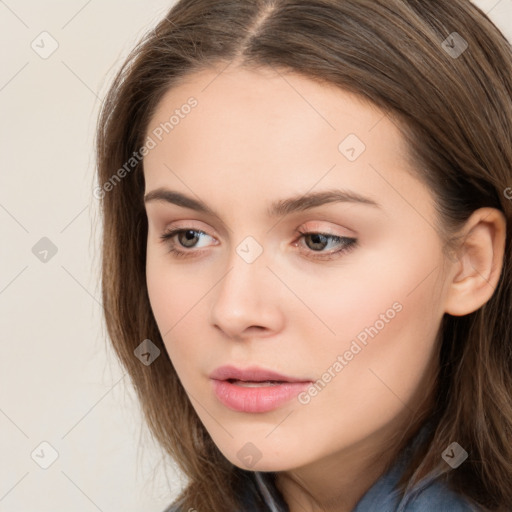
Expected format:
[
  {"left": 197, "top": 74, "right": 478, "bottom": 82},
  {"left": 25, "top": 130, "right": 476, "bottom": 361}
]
[{"left": 209, "top": 247, "right": 284, "bottom": 339}]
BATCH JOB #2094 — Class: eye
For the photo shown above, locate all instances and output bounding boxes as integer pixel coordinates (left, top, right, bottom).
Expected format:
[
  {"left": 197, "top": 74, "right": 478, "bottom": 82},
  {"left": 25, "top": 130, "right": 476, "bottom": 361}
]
[
  {"left": 294, "top": 229, "right": 358, "bottom": 261},
  {"left": 158, "top": 227, "right": 358, "bottom": 261},
  {"left": 159, "top": 228, "right": 216, "bottom": 258}
]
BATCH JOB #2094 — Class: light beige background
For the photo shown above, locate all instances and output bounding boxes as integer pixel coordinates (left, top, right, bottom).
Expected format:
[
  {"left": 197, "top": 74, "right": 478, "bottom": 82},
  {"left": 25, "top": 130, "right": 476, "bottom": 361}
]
[{"left": 1, "top": 1, "right": 511, "bottom": 511}]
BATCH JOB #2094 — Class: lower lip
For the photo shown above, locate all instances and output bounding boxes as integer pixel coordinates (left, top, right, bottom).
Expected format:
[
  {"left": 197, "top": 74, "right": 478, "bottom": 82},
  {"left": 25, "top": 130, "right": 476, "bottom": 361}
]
[{"left": 211, "top": 379, "right": 312, "bottom": 413}]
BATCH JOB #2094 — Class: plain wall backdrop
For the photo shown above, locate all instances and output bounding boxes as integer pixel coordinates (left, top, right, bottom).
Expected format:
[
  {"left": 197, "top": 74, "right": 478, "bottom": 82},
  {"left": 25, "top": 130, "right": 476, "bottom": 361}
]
[{"left": 1, "top": 1, "right": 511, "bottom": 511}]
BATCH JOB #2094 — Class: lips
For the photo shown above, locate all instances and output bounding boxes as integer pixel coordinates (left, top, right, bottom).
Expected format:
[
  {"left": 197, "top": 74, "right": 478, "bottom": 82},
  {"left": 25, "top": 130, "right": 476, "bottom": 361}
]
[
  {"left": 209, "top": 364, "right": 312, "bottom": 383},
  {"left": 209, "top": 365, "right": 314, "bottom": 413}
]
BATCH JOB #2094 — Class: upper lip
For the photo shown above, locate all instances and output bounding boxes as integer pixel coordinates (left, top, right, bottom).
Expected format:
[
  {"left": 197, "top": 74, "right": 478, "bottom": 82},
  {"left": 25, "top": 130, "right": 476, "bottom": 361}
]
[{"left": 209, "top": 365, "right": 312, "bottom": 383}]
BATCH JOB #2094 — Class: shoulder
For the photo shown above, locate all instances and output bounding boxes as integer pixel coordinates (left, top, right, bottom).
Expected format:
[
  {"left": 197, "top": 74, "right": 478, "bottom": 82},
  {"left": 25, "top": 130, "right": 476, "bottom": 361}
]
[{"left": 398, "top": 476, "right": 482, "bottom": 512}]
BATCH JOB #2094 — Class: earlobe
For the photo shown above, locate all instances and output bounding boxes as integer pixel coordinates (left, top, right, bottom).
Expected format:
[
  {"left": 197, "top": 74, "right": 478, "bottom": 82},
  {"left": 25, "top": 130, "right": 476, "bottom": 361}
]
[{"left": 444, "top": 208, "right": 507, "bottom": 317}]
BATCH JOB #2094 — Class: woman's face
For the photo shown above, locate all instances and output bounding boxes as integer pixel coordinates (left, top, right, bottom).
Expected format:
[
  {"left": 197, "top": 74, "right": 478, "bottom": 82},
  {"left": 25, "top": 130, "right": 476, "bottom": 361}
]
[{"left": 143, "top": 64, "right": 453, "bottom": 473}]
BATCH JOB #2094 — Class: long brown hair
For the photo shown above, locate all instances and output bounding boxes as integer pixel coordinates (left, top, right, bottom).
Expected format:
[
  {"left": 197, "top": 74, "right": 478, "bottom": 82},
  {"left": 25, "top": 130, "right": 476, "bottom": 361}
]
[{"left": 95, "top": 1, "right": 512, "bottom": 510}]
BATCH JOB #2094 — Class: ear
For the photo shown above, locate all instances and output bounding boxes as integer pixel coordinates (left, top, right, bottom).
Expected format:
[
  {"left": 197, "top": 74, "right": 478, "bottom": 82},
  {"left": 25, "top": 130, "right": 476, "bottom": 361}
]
[{"left": 444, "top": 207, "right": 507, "bottom": 316}]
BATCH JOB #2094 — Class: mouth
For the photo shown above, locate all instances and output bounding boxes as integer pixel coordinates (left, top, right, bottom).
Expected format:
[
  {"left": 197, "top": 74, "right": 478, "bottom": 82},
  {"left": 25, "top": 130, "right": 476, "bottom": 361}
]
[
  {"left": 209, "top": 365, "right": 313, "bottom": 413},
  {"left": 225, "top": 378, "right": 287, "bottom": 387},
  {"left": 209, "top": 364, "right": 312, "bottom": 384}
]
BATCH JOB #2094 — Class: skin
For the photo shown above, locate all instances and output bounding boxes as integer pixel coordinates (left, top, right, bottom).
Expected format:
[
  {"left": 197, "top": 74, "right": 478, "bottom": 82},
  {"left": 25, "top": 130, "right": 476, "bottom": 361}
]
[{"left": 143, "top": 63, "right": 506, "bottom": 512}]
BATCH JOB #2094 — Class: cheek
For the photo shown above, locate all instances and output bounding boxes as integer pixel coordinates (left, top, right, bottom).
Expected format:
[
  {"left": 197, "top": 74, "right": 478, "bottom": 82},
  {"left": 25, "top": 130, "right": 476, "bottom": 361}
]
[
  {"left": 145, "top": 251, "right": 216, "bottom": 384},
  {"left": 146, "top": 253, "right": 195, "bottom": 346},
  {"left": 145, "top": 237, "right": 210, "bottom": 321},
  {"left": 281, "top": 238, "right": 442, "bottom": 359},
  {"left": 304, "top": 241, "right": 445, "bottom": 412}
]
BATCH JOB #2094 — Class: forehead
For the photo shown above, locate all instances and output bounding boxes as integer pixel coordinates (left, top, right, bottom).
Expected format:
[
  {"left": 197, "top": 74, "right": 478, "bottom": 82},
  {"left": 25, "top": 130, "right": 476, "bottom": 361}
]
[
  {"left": 142, "top": 64, "right": 433, "bottom": 223},
  {"left": 145, "top": 64, "right": 391, "bottom": 147}
]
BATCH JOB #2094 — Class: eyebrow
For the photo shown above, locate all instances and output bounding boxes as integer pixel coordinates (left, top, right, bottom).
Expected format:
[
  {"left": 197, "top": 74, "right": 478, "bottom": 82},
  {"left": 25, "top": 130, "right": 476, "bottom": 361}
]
[{"left": 143, "top": 187, "right": 381, "bottom": 217}]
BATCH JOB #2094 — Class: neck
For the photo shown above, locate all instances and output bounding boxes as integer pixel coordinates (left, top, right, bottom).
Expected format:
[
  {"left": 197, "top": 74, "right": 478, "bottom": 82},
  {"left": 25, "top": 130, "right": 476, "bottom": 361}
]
[{"left": 274, "top": 406, "right": 434, "bottom": 512}]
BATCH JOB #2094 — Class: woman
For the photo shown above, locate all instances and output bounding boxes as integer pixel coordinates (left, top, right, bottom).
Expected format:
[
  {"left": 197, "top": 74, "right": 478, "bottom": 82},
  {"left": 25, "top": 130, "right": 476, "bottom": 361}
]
[{"left": 95, "top": 1, "right": 512, "bottom": 510}]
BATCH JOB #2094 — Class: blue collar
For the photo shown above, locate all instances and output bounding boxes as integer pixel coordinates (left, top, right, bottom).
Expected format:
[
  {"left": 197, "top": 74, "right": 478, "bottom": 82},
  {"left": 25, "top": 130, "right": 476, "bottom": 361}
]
[{"left": 248, "top": 420, "right": 477, "bottom": 511}]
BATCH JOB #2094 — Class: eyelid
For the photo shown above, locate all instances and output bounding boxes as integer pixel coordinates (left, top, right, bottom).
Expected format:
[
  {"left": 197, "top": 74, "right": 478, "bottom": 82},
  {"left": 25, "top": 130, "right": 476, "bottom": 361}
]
[
  {"left": 160, "top": 220, "right": 219, "bottom": 238},
  {"left": 299, "top": 221, "right": 357, "bottom": 237}
]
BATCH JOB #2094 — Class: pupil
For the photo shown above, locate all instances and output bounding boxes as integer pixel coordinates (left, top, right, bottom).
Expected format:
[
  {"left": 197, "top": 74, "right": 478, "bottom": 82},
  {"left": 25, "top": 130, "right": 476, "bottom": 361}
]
[
  {"left": 308, "top": 233, "right": 327, "bottom": 250},
  {"left": 182, "top": 230, "right": 198, "bottom": 247}
]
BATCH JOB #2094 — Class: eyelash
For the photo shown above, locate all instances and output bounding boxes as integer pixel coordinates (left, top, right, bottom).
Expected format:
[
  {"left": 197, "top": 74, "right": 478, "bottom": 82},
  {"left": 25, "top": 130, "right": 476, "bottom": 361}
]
[{"left": 158, "top": 227, "right": 358, "bottom": 261}]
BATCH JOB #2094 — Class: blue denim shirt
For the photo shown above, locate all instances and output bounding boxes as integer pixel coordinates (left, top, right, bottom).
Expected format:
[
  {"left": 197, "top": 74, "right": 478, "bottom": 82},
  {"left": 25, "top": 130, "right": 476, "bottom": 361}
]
[{"left": 163, "top": 421, "right": 481, "bottom": 511}]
